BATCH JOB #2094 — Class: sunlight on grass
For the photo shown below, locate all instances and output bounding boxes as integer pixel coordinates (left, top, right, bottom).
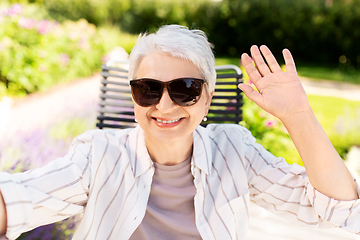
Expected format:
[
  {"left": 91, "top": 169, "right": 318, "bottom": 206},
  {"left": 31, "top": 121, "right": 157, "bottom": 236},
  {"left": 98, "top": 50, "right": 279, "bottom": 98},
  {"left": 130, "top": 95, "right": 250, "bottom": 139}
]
[
  {"left": 308, "top": 95, "right": 360, "bottom": 157},
  {"left": 297, "top": 64, "right": 360, "bottom": 84},
  {"left": 308, "top": 95, "right": 360, "bottom": 131},
  {"left": 215, "top": 57, "right": 360, "bottom": 84}
]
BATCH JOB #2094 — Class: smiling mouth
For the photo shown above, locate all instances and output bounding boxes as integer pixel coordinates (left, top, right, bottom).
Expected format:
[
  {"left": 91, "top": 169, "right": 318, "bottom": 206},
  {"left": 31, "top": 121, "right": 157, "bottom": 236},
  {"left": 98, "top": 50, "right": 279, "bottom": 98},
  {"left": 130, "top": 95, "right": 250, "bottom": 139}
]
[{"left": 154, "top": 118, "right": 182, "bottom": 124}]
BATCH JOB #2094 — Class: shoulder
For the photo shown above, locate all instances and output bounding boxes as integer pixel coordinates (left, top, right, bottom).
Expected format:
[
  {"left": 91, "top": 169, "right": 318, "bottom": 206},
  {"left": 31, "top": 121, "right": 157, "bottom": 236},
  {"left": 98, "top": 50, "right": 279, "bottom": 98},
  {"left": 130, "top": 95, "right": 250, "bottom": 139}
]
[
  {"left": 71, "top": 127, "right": 135, "bottom": 147},
  {"left": 197, "top": 123, "right": 256, "bottom": 143}
]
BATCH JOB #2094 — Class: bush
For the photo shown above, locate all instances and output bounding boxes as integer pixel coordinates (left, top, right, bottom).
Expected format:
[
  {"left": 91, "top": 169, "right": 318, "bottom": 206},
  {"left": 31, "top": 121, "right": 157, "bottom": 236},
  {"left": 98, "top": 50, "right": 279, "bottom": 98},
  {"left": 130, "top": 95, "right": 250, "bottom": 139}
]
[
  {"left": 31, "top": 0, "right": 360, "bottom": 72},
  {"left": 240, "top": 97, "right": 303, "bottom": 166},
  {"left": 0, "top": 3, "right": 135, "bottom": 98}
]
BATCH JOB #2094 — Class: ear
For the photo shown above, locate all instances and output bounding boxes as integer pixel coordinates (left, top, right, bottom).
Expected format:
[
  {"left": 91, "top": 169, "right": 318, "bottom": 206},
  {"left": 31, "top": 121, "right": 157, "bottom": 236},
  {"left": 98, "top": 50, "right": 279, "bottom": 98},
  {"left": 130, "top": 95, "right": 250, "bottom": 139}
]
[{"left": 204, "top": 90, "right": 214, "bottom": 115}]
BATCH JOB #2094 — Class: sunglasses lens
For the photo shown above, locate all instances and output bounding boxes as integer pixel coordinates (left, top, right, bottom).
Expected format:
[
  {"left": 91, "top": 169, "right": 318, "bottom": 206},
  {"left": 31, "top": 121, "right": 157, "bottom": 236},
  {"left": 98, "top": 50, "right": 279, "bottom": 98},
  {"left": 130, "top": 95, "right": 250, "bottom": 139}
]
[
  {"left": 130, "top": 78, "right": 204, "bottom": 107},
  {"left": 169, "top": 79, "right": 203, "bottom": 106},
  {"left": 131, "top": 80, "right": 162, "bottom": 107}
]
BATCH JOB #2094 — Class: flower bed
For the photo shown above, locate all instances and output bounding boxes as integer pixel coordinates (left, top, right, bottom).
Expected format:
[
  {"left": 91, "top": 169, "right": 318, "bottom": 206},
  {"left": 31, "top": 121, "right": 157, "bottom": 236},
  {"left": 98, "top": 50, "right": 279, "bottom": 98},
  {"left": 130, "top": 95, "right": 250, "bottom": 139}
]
[
  {"left": 0, "top": 99, "right": 96, "bottom": 239},
  {"left": 0, "top": 3, "right": 125, "bottom": 98}
]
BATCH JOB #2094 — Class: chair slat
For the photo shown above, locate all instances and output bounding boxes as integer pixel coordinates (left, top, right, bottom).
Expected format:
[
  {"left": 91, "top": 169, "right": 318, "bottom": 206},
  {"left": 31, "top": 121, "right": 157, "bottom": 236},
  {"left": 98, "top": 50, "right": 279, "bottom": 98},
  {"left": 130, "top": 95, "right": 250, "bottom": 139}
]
[
  {"left": 98, "top": 100, "right": 134, "bottom": 107},
  {"left": 99, "top": 93, "right": 132, "bottom": 101},
  {"left": 215, "top": 81, "right": 241, "bottom": 85},
  {"left": 96, "top": 123, "right": 136, "bottom": 129},
  {"left": 205, "top": 116, "right": 242, "bottom": 122},
  {"left": 212, "top": 95, "right": 242, "bottom": 100},
  {"left": 214, "top": 88, "right": 242, "bottom": 93},
  {"left": 98, "top": 108, "right": 134, "bottom": 114},
  {"left": 97, "top": 116, "right": 135, "bottom": 122},
  {"left": 101, "top": 71, "right": 128, "bottom": 79},
  {"left": 216, "top": 73, "right": 242, "bottom": 79},
  {"left": 211, "top": 102, "right": 243, "bottom": 107},
  {"left": 101, "top": 79, "right": 129, "bottom": 86},
  {"left": 208, "top": 109, "right": 242, "bottom": 114},
  {"left": 100, "top": 87, "right": 131, "bottom": 93}
]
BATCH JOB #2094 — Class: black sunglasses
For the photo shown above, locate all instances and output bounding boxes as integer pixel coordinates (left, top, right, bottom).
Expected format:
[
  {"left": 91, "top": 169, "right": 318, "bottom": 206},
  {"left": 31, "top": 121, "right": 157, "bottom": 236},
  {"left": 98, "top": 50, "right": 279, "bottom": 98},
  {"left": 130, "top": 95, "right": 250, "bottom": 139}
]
[{"left": 130, "top": 78, "right": 205, "bottom": 107}]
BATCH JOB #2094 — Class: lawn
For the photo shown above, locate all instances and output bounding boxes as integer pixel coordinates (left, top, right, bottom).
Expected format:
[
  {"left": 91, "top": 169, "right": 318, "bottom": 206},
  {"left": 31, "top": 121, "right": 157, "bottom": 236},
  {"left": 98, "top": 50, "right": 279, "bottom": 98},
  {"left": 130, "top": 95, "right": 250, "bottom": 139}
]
[
  {"left": 308, "top": 95, "right": 360, "bottom": 158},
  {"left": 215, "top": 57, "right": 360, "bottom": 84}
]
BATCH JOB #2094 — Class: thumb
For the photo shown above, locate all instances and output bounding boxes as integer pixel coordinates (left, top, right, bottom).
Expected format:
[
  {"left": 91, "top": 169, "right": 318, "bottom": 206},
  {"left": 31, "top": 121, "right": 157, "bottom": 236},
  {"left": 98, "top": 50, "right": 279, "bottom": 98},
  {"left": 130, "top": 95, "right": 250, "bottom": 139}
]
[{"left": 238, "top": 83, "right": 262, "bottom": 104}]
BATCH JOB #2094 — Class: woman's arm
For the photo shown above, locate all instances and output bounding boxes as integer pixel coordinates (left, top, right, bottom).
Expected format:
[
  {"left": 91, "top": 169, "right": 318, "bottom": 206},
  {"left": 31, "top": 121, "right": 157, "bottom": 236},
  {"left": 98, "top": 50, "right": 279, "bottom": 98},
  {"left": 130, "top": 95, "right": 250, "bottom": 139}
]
[
  {"left": 239, "top": 45, "right": 358, "bottom": 201},
  {"left": 0, "top": 191, "right": 7, "bottom": 235}
]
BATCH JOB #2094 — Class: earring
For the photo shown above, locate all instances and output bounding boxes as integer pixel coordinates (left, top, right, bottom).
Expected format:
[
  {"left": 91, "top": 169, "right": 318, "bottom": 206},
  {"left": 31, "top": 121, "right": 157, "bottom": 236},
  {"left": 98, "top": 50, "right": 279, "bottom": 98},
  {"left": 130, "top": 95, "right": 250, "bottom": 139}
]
[
  {"left": 134, "top": 118, "right": 138, "bottom": 123},
  {"left": 203, "top": 116, "right": 207, "bottom": 122}
]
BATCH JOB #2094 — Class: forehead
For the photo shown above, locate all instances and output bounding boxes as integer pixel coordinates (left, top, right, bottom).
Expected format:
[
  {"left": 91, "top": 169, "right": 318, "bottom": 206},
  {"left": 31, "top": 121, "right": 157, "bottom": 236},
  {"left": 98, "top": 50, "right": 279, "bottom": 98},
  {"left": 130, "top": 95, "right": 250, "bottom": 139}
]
[{"left": 136, "top": 53, "right": 201, "bottom": 81}]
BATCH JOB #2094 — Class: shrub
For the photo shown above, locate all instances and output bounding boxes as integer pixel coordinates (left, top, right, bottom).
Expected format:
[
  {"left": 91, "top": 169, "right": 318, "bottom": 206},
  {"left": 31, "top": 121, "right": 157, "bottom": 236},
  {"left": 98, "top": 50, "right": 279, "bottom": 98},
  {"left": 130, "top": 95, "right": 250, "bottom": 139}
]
[
  {"left": 34, "top": 0, "right": 360, "bottom": 72},
  {"left": 0, "top": 3, "right": 134, "bottom": 98},
  {"left": 240, "top": 97, "right": 303, "bottom": 166}
]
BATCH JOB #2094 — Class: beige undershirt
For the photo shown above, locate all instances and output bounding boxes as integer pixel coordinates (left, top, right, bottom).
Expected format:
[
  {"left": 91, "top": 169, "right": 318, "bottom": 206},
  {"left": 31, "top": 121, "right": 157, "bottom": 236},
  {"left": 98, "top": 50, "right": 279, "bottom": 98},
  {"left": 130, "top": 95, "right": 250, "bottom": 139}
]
[{"left": 130, "top": 157, "right": 201, "bottom": 240}]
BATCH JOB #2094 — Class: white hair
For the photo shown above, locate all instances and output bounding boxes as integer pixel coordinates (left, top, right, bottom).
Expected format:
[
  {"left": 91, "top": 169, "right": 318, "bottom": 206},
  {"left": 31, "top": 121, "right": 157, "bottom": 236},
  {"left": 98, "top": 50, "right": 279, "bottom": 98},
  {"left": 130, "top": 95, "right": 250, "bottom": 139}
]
[{"left": 128, "top": 25, "right": 216, "bottom": 94}]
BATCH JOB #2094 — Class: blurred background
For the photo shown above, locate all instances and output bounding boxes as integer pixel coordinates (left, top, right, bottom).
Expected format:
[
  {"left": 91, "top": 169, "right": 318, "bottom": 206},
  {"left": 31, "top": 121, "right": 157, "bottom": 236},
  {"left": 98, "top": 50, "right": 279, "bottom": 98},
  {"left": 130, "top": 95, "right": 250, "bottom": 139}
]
[{"left": 0, "top": 0, "right": 360, "bottom": 239}]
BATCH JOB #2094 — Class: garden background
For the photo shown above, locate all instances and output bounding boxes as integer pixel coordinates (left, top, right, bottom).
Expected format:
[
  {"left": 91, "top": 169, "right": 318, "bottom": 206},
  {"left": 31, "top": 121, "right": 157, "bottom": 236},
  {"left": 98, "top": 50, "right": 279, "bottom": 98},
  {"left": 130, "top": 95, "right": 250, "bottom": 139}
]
[{"left": 1, "top": 0, "right": 360, "bottom": 239}]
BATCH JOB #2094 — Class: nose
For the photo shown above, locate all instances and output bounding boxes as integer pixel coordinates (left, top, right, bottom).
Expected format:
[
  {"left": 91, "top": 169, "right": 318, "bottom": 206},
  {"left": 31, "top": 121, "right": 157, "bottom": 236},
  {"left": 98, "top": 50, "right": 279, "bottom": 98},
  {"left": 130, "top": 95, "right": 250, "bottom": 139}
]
[{"left": 156, "top": 88, "right": 177, "bottom": 113}]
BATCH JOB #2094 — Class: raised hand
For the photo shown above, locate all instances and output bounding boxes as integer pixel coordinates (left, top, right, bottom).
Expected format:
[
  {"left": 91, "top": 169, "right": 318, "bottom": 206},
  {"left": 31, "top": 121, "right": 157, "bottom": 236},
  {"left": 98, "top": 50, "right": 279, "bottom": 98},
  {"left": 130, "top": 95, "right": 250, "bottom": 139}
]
[{"left": 239, "top": 45, "right": 311, "bottom": 122}]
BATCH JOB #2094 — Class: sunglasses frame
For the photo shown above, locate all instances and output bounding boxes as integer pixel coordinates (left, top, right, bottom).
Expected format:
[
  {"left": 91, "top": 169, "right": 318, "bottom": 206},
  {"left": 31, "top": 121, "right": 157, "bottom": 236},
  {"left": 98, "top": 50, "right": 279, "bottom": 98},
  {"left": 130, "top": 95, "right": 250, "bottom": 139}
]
[{"left": 130, "top": 77, "right": 206, "bottom": 107}]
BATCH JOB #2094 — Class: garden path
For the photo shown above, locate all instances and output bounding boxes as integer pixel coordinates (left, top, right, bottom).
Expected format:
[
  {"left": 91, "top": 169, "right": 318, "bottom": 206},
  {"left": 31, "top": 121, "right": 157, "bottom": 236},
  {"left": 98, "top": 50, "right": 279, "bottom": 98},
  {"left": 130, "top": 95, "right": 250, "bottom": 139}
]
[
  {"left": 300, "top": 76, "right": 360, "bottom": 102},
  {"left": 0, "top": 74, "right": 360, "bottom": 240}
]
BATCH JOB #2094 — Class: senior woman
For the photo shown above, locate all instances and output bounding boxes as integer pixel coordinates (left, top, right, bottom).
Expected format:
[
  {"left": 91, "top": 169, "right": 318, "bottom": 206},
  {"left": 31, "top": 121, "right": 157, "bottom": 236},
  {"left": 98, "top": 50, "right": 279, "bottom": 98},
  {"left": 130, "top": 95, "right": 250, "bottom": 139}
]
[{"left": 0, "top": 25, "right": 359, "bottom": 240}]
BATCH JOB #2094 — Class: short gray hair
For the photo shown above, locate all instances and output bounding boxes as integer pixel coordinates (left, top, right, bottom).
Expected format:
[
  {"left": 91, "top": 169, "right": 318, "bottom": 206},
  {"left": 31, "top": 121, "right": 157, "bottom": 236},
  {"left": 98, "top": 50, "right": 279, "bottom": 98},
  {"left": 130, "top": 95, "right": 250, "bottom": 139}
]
[{"left": 128, "top": 25, "right": 216, "bottom": 94}]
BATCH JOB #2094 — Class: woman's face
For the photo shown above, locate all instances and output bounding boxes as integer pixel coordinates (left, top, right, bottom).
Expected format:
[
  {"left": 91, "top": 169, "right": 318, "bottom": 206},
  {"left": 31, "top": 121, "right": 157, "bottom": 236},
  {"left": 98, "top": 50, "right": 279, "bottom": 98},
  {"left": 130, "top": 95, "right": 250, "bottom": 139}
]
[{"left": 133, "top": 53, "right": 212, "bottom": 146}]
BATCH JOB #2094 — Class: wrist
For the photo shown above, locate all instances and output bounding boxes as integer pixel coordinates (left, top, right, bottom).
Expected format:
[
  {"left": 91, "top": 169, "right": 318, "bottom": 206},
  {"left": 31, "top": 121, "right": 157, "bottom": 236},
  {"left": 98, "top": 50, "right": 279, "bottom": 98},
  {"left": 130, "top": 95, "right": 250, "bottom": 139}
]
[{"left": 280, "top": 108, "right": 323, "bottom": 137}]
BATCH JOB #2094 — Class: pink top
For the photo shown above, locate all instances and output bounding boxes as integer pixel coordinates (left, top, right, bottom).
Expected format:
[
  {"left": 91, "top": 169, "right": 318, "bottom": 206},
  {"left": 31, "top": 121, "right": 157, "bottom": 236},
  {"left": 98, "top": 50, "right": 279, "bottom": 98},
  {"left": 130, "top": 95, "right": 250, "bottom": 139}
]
[{"left": 130, "top": 157, "right": 201, "bottom": 240}]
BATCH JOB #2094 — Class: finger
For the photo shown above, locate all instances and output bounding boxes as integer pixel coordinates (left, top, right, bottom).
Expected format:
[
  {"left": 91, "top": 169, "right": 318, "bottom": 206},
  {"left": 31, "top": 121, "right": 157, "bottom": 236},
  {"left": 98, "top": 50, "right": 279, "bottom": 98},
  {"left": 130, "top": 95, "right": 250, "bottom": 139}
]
[
  {"left": 238, "top": 83, "right": 263, "bottom": 106},
  {"left": 241, "top": 53, "right": 262, "bottom": 84},
  {"left": 259, "top": 45, "right": 282, "bottom": 73},
  {"left": 250, "top": 45, "right": 271, "bottom": 76},
  {"left": 283, "top": 49, "right": 297, "bottom": 74}
]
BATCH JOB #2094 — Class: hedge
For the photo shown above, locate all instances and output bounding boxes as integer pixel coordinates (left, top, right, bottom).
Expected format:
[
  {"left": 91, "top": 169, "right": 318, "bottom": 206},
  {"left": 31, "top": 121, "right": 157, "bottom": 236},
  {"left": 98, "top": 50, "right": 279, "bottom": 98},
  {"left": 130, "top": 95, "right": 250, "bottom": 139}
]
[
  {"left": 0, "top": 3, "right": 133, "bottom": 97},
  {"left": 40, "top": 0, "right": 360, "bottom": 71}
]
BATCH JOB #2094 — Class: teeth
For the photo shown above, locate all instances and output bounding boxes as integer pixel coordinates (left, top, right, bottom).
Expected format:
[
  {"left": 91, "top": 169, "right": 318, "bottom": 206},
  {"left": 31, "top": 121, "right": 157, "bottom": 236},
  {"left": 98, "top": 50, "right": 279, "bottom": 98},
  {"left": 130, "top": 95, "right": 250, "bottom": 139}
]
[{"left": 155, "top": 118, "right": 181, "bottom": 124}]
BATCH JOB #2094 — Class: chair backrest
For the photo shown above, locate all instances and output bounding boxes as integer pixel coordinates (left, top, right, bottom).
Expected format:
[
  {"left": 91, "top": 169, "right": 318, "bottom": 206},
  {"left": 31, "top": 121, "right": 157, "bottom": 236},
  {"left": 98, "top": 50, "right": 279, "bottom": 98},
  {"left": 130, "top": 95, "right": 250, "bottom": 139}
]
[
  {"left": 96, "top": 63, "right": 243, "bottom": 129},
  {"left": 203, "top": 65, "right": 243, "bottom": 126}
]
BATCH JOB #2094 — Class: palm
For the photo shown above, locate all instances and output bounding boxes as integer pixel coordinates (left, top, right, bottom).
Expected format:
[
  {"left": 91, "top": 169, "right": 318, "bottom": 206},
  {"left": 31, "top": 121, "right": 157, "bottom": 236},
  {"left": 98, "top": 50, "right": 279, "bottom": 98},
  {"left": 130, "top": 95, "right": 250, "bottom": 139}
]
[{"left": 239, "top": 46, "right": 310, "bottom": 121}]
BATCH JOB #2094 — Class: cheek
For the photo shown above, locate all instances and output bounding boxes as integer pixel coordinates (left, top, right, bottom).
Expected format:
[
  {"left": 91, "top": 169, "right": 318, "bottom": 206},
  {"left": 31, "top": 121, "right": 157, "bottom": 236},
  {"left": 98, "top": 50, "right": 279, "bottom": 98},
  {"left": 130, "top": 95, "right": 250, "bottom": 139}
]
[
  {"left": 190, "top": 101, "right": 209, "bottom": 120},
  {"left": 134, "top": 105, "right": 148, "bottom": 121}
]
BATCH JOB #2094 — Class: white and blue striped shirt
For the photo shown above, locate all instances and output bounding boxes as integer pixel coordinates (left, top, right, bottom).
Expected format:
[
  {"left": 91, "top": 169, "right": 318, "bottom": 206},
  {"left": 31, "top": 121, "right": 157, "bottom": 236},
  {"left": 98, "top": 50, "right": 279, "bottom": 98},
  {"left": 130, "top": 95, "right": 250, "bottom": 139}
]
[{"left": 0, "top": 124, "right": 359, "bottom": 239}]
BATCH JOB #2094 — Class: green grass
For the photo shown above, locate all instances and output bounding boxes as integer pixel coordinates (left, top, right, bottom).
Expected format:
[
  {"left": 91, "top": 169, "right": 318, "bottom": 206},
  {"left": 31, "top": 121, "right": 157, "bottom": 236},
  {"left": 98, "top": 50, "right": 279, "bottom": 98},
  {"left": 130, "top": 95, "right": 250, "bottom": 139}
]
[
  {"left": 296, "top": 62, "right": 360, "bottom": 84},
  {"left": 215, "top": 57, "right": 360, "bottom": 84},
  {"left": 307, "top": 95, "right": 360, "bottom": 158},
  {"left": 308, "top": 95, "right": 360, "bottom": 131},
  {"left": 215, "top": 57, "right": 240, "bottom": 66}
]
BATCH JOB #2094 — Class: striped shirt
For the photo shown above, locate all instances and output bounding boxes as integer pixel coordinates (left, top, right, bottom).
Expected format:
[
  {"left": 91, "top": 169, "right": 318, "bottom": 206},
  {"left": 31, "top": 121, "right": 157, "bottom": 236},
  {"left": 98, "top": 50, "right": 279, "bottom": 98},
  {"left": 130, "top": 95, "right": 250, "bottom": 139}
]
[{"left": 0, "top": 124, "right": 359, "bottom": 239}]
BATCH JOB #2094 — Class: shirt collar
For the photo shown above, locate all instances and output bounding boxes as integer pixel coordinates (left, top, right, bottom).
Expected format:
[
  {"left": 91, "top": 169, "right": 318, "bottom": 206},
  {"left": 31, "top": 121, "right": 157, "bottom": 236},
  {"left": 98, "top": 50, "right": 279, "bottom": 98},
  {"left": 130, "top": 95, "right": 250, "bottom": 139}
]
[
  {"left": 128, "top": 125, "right": 153, "bottom": 178},
  {"left": 192, "top": 125, "right": 213, "bottom": 175}
]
